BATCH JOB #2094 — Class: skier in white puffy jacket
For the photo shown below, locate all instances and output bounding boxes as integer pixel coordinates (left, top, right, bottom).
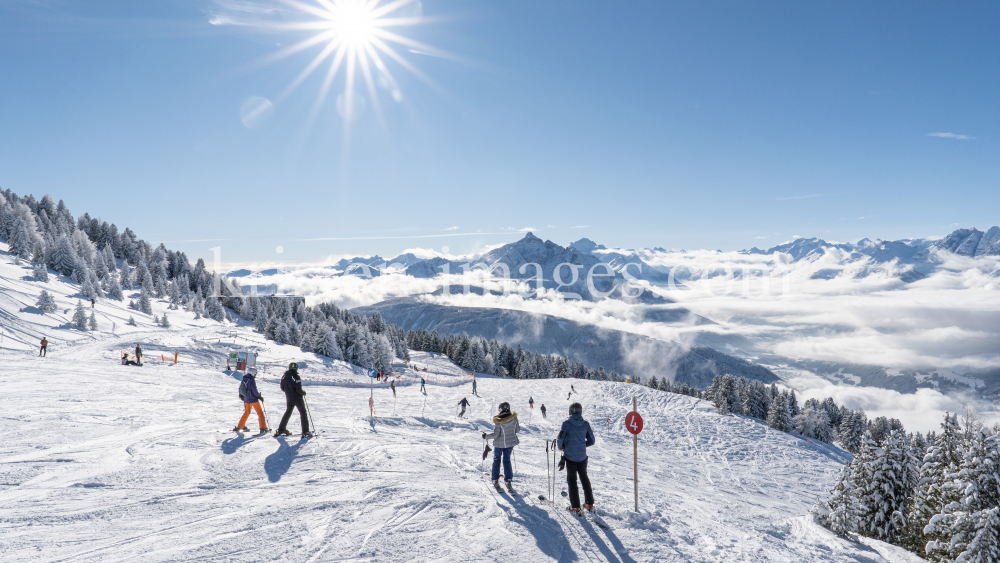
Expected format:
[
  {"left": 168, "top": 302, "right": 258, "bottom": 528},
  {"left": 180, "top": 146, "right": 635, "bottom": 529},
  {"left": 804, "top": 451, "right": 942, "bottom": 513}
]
[
  {"left": 558, "top": 402, "right": 596, "bottom": 514},
  {"left": 482, "top": 402, "right": 520, "bottom": 492}
]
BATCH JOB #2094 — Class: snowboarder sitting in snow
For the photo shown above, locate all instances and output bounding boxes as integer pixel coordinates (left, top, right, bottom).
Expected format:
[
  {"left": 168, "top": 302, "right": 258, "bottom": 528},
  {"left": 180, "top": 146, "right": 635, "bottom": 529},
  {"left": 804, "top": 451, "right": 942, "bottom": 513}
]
[
  {"left": 121, "top": 351, "right": 140, "bottom": 366},
  {"left": 457, "top": 397, "right": 470, "bottom": 417},
  {"left": 275, "top": 362, "right": 310, "bottom": 437},
  {"left": 558, "top": 402, "right": 596, "bottom": 514},
  {"left": 483, "top": 402, "right": 520, "bottom": 493},
  {"left": 234, "top": 368, "right": 268, "bottom": 434}
]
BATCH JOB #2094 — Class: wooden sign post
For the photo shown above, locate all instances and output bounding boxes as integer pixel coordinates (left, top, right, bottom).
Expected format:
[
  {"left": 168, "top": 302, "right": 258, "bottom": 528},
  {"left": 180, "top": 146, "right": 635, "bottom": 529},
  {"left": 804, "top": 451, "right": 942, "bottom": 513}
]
[{"left": 625, "top": 397, "right": 644, "bottom": 512}]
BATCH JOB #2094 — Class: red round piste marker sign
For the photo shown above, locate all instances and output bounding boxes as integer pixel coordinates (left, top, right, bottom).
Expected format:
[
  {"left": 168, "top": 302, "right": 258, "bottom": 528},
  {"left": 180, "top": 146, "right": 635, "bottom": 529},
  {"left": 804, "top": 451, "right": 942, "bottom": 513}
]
[{"left": 625, "top": 411, "right": 644, "bottom": 435}]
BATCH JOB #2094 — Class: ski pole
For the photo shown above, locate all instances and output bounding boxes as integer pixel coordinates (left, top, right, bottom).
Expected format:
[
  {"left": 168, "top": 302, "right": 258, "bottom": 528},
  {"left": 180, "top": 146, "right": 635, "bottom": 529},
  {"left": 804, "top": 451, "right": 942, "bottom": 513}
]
[
  {"left": 261, "top": 400, "right": 270, "bottom": 431},
  {"left": 304, "top": 398, "right": 316, "bottom": 433}
]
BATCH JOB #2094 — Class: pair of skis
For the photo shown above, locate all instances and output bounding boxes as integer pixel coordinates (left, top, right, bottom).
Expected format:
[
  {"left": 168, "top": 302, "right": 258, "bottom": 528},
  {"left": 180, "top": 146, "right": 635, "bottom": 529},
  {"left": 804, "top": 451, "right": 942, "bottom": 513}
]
[{"left": 485, "top": 473, "right": 517, "bottom": 496}]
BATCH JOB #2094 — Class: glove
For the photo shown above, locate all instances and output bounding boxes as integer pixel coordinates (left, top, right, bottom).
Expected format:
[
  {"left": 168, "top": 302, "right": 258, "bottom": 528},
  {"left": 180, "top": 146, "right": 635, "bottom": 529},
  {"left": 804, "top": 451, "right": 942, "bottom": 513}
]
[
  {"left": 482, "top": 432, "right": 487, "bottom": 439},
  {"left": 260, "top": 396, "right": 264, "bottom": 403},
  {"left": 558, "top": 455, "right": 566, "bottom": 471},
  {"left": 301, "top": 391, "right": 307, "bottom": 396}
]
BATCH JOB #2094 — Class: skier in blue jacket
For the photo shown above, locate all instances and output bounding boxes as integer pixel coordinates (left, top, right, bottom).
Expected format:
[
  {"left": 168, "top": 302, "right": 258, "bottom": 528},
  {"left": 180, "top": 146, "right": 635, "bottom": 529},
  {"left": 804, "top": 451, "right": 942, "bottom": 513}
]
[
  {"left": 557, "top": 402, "right": 596, "bottom": 514},
  {"left": 233, "top": 368, "right": 268, "bottom": 433}
]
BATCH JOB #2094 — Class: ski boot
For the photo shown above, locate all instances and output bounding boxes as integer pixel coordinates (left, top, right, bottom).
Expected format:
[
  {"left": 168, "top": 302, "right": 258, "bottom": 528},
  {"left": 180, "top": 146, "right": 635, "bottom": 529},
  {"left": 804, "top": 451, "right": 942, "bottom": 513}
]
[
  {"left": 583, "top": 504, "right": 594, "bottom": 512},
  {"left": 232, "top": 426, "right": 248, "bottom": 432},
  {"left": 492, "top": 479, "right": 503, "bottom": 493},
  {"left": 274, "top": 429, "right": 293, "bottom": 437},
  {"left": 567, "top": 507, "right": 582, "bottom": 516},
  {"left": 505, "top": 481, "right": 516, "bottom": 495},
  {"left": 257, "top": 428, "right": 271, "bottom": 435}
]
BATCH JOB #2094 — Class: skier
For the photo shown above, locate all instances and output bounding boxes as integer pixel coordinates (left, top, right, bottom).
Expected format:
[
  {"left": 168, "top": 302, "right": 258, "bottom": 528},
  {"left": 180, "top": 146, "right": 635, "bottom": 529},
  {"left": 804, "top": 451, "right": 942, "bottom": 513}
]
[
  {"left": 472, "top": 378, "right": 477, "bottom": 396},
  {"left": 567, "top": 391, "right": 572, "bottom": 400},
  {"left": 233, "top": 367, "right": 268, "bottom": 434},
  {"left": 529, "top": 397, "right": 534, "bottom": 409},
  {"left": 558, "top": 402, "right": 596, "bottom": 514},
  {"left": 121, "top": 351, "right": 139, "bottom": 366},
  {"left": 482, "top": 402, "right": 520, "bottom": 493},
  {"left": 457, "top": 397, "right": 470, "bottom": 417},
  {"left": 39, "top": 337, "right": 47, "bottom": 357},
  {"left": 541, "top": 404, "right": 547, "bottom": 418},
  {"left": 420, "top": 378, "right": 426, "bottom": 393},
  {"left": 275, "top": 362, "right": 310, "bottom": 437},
  {"left": 90, "top": 298, "right": 95, "bottom": 308},
  {"left": 135, "top": 344, "right": 143, "bottom": 365},
  {"left": 390, "top": 380, "right": 396, "bottom": 398}
]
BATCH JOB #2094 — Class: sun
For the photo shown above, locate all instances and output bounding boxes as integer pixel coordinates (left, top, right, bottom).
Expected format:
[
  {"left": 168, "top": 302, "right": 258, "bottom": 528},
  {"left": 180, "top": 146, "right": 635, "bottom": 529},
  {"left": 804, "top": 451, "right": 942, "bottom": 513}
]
[{"left": 258, "top": 0, "right": 443, "bottom": 126}]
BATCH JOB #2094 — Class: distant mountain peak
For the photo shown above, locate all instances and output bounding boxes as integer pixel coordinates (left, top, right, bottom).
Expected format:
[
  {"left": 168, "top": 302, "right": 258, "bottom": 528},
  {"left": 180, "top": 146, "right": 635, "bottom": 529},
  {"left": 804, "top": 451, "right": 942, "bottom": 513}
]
[
  {"left": 521, "top": 231, "right": 540, "bottom": 241},
  {"left": 569, "top": 238, "right": 607, "bottom": 254}
]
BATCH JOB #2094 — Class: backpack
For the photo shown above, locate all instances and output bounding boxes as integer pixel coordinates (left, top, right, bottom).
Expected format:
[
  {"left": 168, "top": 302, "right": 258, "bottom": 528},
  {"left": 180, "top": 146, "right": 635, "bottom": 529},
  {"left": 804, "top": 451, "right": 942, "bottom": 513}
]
[{"left": 239, "top": 379, "right": 248, "bottom": 401}]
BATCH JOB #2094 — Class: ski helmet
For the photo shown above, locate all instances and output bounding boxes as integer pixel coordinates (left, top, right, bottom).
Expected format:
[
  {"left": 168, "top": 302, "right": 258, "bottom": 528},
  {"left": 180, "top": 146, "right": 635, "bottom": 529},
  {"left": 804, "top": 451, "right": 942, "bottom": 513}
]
[
  {"left": 569, "top": 402, "right": 583, "bottom": 415},
  {"left": 498, "top": 402, "right": 511, "bottom": 413},
  {"left": 247, "top": 367, "right": 258, "bottom": 376},
  {"left": 289, "top": 362, "right": 298, "bottom": 371}
]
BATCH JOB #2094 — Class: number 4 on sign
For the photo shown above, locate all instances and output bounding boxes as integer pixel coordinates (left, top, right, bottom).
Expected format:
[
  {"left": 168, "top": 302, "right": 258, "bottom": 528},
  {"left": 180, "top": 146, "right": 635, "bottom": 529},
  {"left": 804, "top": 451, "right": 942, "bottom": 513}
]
[{"left": 625, "top": 411, "right": 643, "bottom": 435}]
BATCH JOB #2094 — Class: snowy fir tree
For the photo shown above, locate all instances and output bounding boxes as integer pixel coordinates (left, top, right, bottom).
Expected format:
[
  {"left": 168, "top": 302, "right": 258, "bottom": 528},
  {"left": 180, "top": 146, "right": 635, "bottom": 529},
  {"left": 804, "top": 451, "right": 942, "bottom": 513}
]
[
  {"left": 904, "top": 412, "right": 965, "bottom": 554},
  {"left": 794, "top": 403, "right": 835, "bottom": 444},
  {"left": 160, "top": 313, "right": 170, "bottom": 328},
  {"left": 925, "top": 427, "right": 1000, "bottom": 562},
  {"left": 127, "top": 315, "right": 137, "bottom": 326},
  {"left": 104, "top": 274, "right": 124, "bottom": 301},
  {"left": 313, "top": 326, "right": 344, "bottom": 360},
  {"left": 71, "top": 300, "right": 88, "bottom": 329},
  {"left": 205, "top": 296, "right": 224, "bottom": 322},
  {"left": 135, "top": 260, "right": 154, "bottom": 293},
  {"left": 35, "top": 290, "right": 57, "bottom": 313},
  {"left": 32, "top": 261, "right": 49, "bottom": 282},
  {"left": 817, "top": 462, "right": 864, "bottom": 537},
  {"left": 862, "top": 428, "right": 917, "bottom": 544},
  {"left": 838, "top": 410, "right": 868, "bottom": 453},
  {"left": 138, "top": 289, "right": 152, "bottom": 315},
  {"left": 88, "top": 311, "right": 98, "bottom": 331},
  {"left": 742, "top": 379, "right": 771, "bottom": 420},
  {"left": 767, "top": 394, "right": 794, "bottom": 432},
  {"left": 119, "top": 262, "right": 132, "bottom": 290},
  {"left": 7, "top": 216, "right": 34, "bottom": 260}
]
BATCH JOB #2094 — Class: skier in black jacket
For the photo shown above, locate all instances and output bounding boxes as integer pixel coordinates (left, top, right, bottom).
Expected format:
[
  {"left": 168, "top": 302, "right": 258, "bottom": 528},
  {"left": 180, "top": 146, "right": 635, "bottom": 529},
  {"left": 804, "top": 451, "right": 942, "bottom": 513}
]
[{"left": 275, "top": 362, "right": 310, "bottom": 436}]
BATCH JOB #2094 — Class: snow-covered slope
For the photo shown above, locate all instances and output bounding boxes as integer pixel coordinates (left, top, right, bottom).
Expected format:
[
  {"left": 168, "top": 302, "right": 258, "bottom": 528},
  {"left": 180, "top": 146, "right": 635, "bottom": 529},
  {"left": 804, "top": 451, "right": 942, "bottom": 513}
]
[{"left": 0, "top": 256, "right": 922, "bottom": 562}]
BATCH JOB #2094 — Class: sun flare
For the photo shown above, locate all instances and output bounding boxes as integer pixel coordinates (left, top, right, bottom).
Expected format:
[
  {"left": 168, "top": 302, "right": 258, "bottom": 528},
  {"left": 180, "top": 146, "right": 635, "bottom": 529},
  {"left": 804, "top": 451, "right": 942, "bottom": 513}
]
[{"left": 261, "top": 0, "right": 440, "bottom": 128}]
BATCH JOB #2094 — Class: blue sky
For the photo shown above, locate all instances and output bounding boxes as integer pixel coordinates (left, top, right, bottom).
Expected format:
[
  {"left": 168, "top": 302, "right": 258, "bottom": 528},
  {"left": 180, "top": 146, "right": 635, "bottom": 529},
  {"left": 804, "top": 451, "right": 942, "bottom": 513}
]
[{"left": 1, "top": 0, "right": 997, "bottom": 262}]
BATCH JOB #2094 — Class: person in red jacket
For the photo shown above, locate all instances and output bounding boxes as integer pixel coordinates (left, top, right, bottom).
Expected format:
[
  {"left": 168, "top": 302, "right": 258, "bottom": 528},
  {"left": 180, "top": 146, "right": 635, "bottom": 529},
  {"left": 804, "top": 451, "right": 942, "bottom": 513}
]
[{"left": 39, "top": 337, "right": 48, "bottom": 357}]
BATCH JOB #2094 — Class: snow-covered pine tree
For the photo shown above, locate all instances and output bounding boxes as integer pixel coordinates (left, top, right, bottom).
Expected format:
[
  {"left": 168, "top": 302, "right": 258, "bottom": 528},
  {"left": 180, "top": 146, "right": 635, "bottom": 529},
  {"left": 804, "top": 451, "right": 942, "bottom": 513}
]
[
  {"left": 839, "top": 410, "right": 868, "bottom": 453},
  {"left": 819, "top": 462, "right": 864, "bottom": 537},
  {"left": 767, "top": 394, "right": 794, "bottom": 432},
  {"left": 924, "top": 427, "right": 1000, "bottom": 563},
  {"left": 88, "top": 311, "right": 98, "bottom": 331},
  {"left": 372, "top": 334, "right": 395, "bottom": 373},
  {"left": 36, "top": 290, "right": 57, "bottom": 313},
  {"left": 32, "top": 261, "right": 49, "bottom": 282},
  {"left": 161, "top": 313, "right": 170, "bottom": 328},
  {"left": 313, "top": 326, "right": 344, "bottom": 360},
  {"left": 300, "top": 332, "right": 312, "bottom": 353},
  {"left": 863, "top": 428, "right": 917, "bottom": 544},
  {"left": 119, "top": 261, "right": 132, "bottom": 289},
  {"left": 205, "top": 295, "right": 224, "bottom": 322},
  {"left": 742, "top": 379, "right": 771, "bottom": 420},
  {"left": 648, "top": 375, "right": 659, "bottom": 390},
  {"left": 72, "top": 300, "right": 88, "bottom": 329},
  {"left": 906, "top": 412, "right": 965, "bottom": 555},
  {"left": 104, "top": 274, "right": 124, "bottom": 301},
  {"left": 127, "top": 315, "right": 137, "bottom": 326},
  {"left": 795, "top": 404, "right": 836, "bottom": 443},
  {"left": 7, "top": 217, "right": 34, "bottom": 260},
  {"left": 787, "top": 390, "right": 801, "bottom": 417},
  {"left": 136, "top": 260, "right": 154, "bottom": 293},
  {"left": 138, "top": 289, "right": 153, "bottom": 315}
]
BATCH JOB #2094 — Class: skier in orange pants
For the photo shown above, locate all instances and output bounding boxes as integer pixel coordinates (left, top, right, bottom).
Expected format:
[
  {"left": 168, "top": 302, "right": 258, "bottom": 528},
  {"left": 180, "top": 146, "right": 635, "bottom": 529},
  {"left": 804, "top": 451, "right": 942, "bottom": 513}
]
[{"left": 233, "top": 368, "right": 269, "bottom": 434}]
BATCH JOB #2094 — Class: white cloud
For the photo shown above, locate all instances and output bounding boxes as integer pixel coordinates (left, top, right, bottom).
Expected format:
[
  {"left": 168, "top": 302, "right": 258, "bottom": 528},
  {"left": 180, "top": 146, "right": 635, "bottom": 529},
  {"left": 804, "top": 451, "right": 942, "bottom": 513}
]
[
  {"left": 571, "top": 225, "right": 589, "bottom": 229},
  {"left": 445, "top": 226, "right": 459, "bottom": 231},
  {"left": 927, "top": 132, "right": 974, "bottom": 140}
]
